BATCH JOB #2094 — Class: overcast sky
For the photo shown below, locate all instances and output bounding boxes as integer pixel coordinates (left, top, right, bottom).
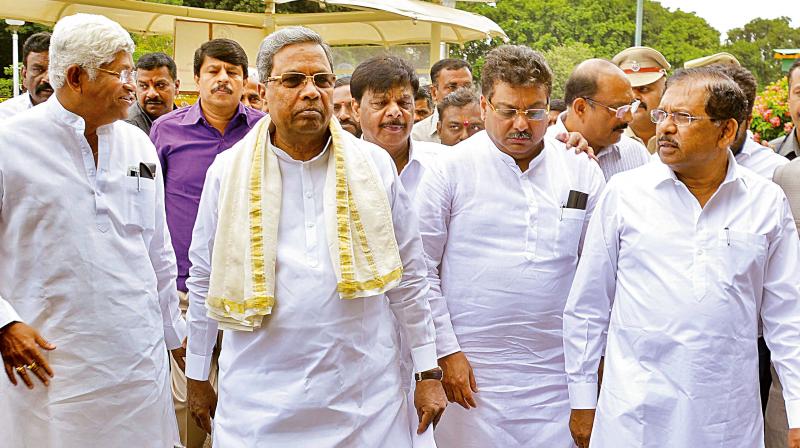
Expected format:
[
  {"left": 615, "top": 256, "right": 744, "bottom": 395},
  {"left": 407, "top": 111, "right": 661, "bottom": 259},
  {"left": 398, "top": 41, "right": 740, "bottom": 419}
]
[{"left": 654, "top": 0, "right": 800, "bottom": 40}]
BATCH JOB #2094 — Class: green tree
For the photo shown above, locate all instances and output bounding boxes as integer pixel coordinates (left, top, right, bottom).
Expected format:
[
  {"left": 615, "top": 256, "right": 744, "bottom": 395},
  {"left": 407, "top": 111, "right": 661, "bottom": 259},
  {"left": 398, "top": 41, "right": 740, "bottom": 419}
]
[
  {"left": 543, "top": 42, "right": 594, "bottom": 99},
  {"left": 132, "top": 33, "right": 175, "bottom": 61},
  {"left": 455, "top": 0, "right": 720, "bottom": 78},
  {"left": 724, "top": 17, "right": 800, "bottom": 87}
]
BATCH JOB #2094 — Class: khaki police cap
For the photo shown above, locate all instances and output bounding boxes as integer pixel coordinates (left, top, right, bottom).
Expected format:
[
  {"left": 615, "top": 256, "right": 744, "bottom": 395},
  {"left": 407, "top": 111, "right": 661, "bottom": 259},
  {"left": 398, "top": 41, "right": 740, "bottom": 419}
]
[
  {"left": 612, "top": 46, "right": 670, "bottom": 87},
  {"left": 684, "top": 52, "right": 740, "bottom": 68}
]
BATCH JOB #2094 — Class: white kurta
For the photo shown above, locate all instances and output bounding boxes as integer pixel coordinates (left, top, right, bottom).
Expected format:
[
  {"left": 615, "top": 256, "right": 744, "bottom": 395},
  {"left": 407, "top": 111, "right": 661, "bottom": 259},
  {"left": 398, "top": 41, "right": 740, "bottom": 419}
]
[
  {"left": 736, "top": 132, "right": 789, "bottom": 180},
  {"left": 185, "top": 128, "right": 438, "bottom": 448},
  {"left": 0, "top": 92, "right": 34, "bottom": 120},
  {"left": 564, "top": 154, "right": 800, "bottom": 447},
  {"left": 417, "top": 131, "right": 606, "bottom": 447},
  {"left": 0, "top": 97, "right": 184, "bottom": 447}
]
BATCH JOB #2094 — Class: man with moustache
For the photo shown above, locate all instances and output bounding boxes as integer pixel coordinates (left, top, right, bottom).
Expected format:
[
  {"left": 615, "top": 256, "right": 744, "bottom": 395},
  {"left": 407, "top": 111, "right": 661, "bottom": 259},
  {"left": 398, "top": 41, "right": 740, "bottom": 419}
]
[
  {"left": 125, "top": 52, "right": 179, "bottom": 135},
  {"left": 547, "top": 59, "right": 650, "bottom": 180},
  {"left": 564, "top": 67, "right": 800, "bottom": 448},
  {"left": 185, "top": 26, "right": 446, "bottom": 447},
  {"left": 436, "top": 87, "right": 484, "bottom": 146},
  {"left": 0, "top": 14, "right": 184, "bottom": 447},
  {"left": 150, "top": 38, "right": 263, "bottom": 448},
  {"left": 333, "top": 76, "right": 361, "bottom": 137},
  {"left": 0, "top": 32, "right": 52, "bottom": 119},
  {"left": 413, "top": 59, "right": 473, "bottom": 143},
  {"left": 417, "top": 45, "right": 606, "bottom": 448},
  {"left": 612, "top": 46, "right": 671, "bottom": 154}
]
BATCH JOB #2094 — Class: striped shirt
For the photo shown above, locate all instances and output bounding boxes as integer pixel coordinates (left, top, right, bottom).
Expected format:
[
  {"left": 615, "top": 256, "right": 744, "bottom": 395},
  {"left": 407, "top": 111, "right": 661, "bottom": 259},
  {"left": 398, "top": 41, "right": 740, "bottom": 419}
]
[{"left": 547, "top": 113, "right": 651, "bottom": 181}]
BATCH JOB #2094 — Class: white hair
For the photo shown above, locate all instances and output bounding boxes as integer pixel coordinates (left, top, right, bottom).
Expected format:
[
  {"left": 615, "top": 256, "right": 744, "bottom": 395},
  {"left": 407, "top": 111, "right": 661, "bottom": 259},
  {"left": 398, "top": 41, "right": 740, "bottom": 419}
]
[
  {"left": 49, "top": 13, "right": 135, "bottom": 89},
  {"left": 256, "top": 27, "right": 333, "bottom": 83}
]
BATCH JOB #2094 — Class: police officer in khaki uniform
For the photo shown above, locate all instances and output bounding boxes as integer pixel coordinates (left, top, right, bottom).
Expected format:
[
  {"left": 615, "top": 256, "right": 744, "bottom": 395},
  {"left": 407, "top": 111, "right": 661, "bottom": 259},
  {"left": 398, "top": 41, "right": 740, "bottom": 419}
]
[{"left": 612, "top": 46, "right": 671, "bottom": 154}]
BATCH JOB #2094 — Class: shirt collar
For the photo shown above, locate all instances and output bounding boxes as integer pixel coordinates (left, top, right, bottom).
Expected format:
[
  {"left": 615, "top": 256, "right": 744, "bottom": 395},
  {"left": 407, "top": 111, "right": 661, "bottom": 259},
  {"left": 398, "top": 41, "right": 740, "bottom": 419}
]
[
  {"left": 180, "top": 100, "right": 258, "bottom": 127},
  {"left": 653, "top": 149, "right": 747, "bottom": 190},
  {"left": 427, "top": 109, "right": 439, "bottom": 137}
]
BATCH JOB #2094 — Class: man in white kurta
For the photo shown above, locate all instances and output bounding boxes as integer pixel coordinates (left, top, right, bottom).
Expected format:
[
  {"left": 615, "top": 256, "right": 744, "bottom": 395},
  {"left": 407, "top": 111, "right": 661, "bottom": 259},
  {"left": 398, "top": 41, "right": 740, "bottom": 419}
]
[
  {"left": 0, "top": 14, "right": 183, "bottom": 447},
  {"left": 184, "top": 28, "right": 445, "bottom": 447},
  {"left": 418, "top": 45, "right": 606, "bottom": 447},
  {"left": 564, "top": 67, "right": 800, "bottom": 448}
]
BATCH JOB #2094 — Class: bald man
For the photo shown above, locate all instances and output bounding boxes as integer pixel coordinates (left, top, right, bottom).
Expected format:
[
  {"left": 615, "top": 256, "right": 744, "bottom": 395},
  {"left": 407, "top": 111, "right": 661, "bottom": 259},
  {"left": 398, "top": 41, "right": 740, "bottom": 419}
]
[{"left": 546, "top": 59, "right": 650, "bottom": 180}]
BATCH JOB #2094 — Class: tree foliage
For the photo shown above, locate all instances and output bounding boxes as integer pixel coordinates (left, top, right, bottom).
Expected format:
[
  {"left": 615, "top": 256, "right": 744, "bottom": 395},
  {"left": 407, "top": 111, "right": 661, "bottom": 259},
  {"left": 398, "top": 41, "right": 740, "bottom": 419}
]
[
  {"left": 725, "top": 17, "right": 800, "bottom": 88},
  {"left": 543, "top": 42, "right": 594, "bottom": 100},
  {"left": 454, "top": 0, "right": 721, "bottom": 79}
]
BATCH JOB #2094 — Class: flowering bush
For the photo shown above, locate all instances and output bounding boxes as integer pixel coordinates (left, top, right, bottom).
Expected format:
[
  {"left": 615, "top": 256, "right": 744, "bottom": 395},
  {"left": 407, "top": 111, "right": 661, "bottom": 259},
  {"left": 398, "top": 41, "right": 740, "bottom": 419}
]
[{"left": 751, "top": 77, "right": 793, "bottom": 143}]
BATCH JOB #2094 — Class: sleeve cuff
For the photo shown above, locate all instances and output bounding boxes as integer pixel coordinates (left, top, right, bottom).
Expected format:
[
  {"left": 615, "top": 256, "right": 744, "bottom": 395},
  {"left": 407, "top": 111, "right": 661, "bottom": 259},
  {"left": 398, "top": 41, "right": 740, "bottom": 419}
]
[
  {"left": 186, "top": 352, "right": 212, "bottom": 381},
  {"left": 786, "top": 398, "right": 800, "bottom": 428},
  {"left": 411, "top": 342, "right": 438, "bottom": 373},
  {"left": 568, "top": 382, "right": 598, "bottom": 409},
  {"left": 163, "top": 316, "right": 187, "bottom": 350},
  {"left": 435, "top": 328, "right": 461, "bottom": 359},
  {"left": 0, "top": 299, "right": 22, "bottom": 330}
]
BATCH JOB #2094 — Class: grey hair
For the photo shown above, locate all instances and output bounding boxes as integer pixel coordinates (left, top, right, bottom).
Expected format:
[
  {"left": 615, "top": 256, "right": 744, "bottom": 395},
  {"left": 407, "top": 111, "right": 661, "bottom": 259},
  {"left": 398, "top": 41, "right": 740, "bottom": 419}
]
[
  {"left": 49, "top": 13, "right": 134, "bottom": 89},
  {"left": 256, "top": 26, "right": 334, "bottom": 83}
]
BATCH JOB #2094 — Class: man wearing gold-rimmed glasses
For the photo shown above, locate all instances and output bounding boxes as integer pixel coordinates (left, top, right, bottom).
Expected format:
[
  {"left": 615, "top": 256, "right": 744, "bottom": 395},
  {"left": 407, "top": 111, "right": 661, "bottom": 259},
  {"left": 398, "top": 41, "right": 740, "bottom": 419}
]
[{"left": 185, "top": 26, "right": 446, "bottom": 447}]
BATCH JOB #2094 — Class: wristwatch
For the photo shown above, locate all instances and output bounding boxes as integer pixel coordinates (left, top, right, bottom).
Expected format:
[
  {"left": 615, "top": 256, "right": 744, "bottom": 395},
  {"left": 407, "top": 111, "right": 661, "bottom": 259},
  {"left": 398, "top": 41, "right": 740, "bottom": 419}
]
[{"left": 414, "top": 367, "right": 443, "bottom": 382}]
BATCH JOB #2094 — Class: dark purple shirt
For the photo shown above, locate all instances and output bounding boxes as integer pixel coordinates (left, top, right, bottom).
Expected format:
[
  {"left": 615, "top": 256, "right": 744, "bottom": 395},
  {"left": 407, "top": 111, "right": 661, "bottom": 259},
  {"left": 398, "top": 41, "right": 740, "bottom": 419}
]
[{"left": 151, "top": 101, "right": 265, "bottom": 291}]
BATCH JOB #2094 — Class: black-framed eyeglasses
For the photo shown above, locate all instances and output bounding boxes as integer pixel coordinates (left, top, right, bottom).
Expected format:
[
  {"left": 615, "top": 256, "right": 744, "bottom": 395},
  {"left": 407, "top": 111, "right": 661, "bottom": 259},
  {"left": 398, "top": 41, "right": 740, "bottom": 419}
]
[
  {"left": 266, "top": 72, "right": 336, "bottom": 89},
  {"left": 583, "top": 97, "right": 641, "bottom": 119},
  {"left": 487, "top": 101, "right": 549, "bottom": 121},
  {"left": 650, "top": 109, "right": 719, "bottom": 127},
  {"left": 93, "top": 67, "right": 137, "bottom": 85}
]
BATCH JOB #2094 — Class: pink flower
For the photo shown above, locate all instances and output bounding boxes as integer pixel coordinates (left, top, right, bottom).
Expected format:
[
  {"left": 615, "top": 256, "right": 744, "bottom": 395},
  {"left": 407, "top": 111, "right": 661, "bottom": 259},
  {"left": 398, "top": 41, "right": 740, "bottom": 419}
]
[
  {"left": 763, "top": 109, "right": 773, "bottom": 120},
  {"left": 770, "top": 116, "right": 782, "bottom": 127}
]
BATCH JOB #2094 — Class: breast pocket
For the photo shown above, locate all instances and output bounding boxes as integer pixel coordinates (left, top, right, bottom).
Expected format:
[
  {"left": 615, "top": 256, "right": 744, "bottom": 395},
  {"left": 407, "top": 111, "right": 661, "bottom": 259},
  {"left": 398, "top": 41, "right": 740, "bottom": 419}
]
[
  {"left": 124, "top": 176, "right": 156, "bottom": 232},
  {"left": 710, "top": 229, "right": 768, "bottom": 290},
  {"left": 554, "top": 207, "right": 586, "bottom": 258}
]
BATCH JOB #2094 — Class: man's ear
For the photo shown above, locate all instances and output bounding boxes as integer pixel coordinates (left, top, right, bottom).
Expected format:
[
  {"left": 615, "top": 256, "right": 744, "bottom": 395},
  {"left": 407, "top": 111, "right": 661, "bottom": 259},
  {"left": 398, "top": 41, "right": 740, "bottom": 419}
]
[
  {"left": 174, "top": 79, "right": 181, "bottom": 94},
  {"left": 480, "top": 95, "right": 488, "bottom": 121},
  {"left": 351, "top": 98, "right": 361, "bottom": 123},
  {"left": 64, "top": 65, "right": 84, "bottom": 93},
  {"left": 436, "top": 120, "right": 442, "bottom": 135},
  {"left": 572, "top": 98, "right": 587, "bottom": 118},
  {"left": 258, "top": 83, "right": 266, "bottom": 98},
  {"left": 718, "top": 118, "right": 739, "bottom": 150}
]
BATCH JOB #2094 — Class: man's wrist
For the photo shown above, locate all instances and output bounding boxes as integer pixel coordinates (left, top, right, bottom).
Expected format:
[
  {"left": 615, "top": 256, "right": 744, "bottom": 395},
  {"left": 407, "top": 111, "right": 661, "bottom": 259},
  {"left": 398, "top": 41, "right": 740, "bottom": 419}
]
[{"left": 415, "top": 367, "right": 443, "bottom": 382}]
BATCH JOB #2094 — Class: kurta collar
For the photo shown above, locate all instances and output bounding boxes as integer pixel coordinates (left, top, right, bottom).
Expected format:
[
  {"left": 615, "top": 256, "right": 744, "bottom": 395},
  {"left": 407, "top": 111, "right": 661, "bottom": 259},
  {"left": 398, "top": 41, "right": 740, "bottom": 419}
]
[
  {"left": 269, "top": 132, "right": 332, "bottom": 165},
  {"left": 47, "top": 95, "right": 116, "bottom": 135},
  {"left": 483, "top": 130, "right": 546, "bottom": 175},
  {"left": 47, "top": 95, "right": 88, "bottom": 133}
]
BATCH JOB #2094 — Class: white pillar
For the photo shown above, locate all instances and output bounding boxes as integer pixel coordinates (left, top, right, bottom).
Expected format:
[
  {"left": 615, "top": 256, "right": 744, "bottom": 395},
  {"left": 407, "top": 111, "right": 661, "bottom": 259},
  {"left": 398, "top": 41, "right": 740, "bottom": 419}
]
[{"left": 11, "top": 29, "right": 19, "bottom": 96}]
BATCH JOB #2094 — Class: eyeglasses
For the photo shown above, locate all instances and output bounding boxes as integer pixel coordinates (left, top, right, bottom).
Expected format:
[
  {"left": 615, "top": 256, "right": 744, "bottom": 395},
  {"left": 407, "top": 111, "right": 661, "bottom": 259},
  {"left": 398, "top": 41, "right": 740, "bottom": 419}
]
[
  {"left": 650, "top": 109, "right": 719, "bottom": 127},
  {"left": 487, "top": 101, "right": 549, "bottom": 121},
  {"left": 94, "top": 67, "right": 137, "bottom": 85},
  {"left": 583, "top": 97, "right": 641, "bottom": 119},
  {"left": 266, "top": 72, "right": 336, "bottom": 89}
]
